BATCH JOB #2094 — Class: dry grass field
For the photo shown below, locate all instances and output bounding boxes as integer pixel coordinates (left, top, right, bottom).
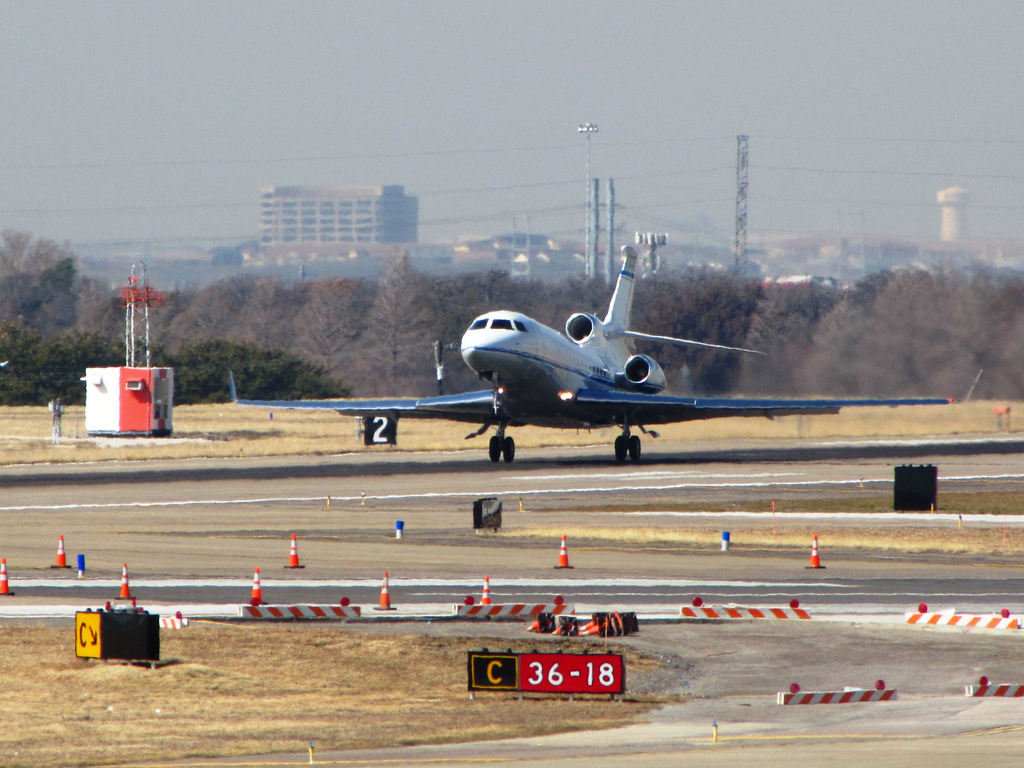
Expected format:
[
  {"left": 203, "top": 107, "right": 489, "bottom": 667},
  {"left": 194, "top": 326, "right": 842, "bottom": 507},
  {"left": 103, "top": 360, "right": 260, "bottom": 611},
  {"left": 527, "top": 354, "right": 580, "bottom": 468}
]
[
  {"left": 0, "top": 624, "right": 668, "bottom": 768},
  {"left": 509, "top": 523, "right": 1024, "bottom": 557},
  {"left": 0, "top": 398, "right": 1015, "bottom": 466},
  {"left": 524, "top": 492, "right": 1024, "bottom": 556}
]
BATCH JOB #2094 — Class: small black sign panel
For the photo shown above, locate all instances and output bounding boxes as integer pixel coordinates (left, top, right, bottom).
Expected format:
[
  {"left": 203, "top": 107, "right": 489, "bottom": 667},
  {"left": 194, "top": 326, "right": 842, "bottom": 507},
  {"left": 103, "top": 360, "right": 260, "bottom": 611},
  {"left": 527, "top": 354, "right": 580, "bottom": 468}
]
[
  {"left": 468, "top": 652, "right": 519, "bottom": 691},
  {"left": 363, "top": 416, "right": 397, "bottom": 445},
  {"left": 894, "top": 464, "right": 937, "bottom": 511},
  {"left": 472, "top": 497, "right": 502, "bottom": 530}
]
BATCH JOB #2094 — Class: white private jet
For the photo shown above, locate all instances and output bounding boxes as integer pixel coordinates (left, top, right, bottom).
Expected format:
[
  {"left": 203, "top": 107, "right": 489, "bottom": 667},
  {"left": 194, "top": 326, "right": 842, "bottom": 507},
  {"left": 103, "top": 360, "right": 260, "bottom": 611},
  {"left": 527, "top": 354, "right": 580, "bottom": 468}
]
[{"left": 232, "top": 241, "right": 949, "bottom": 462}]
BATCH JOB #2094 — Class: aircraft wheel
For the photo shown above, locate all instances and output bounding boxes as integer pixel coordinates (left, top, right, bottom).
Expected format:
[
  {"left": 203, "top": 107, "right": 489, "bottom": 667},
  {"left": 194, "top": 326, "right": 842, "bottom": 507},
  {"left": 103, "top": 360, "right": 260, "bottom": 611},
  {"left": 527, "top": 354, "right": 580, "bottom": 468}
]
[
  {"left": 614, "top": 435, "right": 627, "bottom": 462},
  {"left": 488, "top": 435, "right": 502, "bottom": 462},
  {"left": 502, "top": 436, "right": 516, "bottom": 463},
  {"left": 628, "top": 435, "right": 642, "bottom": 461}
]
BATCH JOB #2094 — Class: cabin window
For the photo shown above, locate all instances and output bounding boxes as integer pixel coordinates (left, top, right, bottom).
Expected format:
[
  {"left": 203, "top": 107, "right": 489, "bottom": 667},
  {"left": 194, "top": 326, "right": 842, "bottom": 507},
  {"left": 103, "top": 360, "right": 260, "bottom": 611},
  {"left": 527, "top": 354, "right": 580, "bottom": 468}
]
[
  {"left": 490, "top": 319, "right": 514, "bottom": 330},
  {"left": 469, "top": 319, "right": 488, "bottom": 330},
  {"left": 514, "top": 320, "right": 527, "bottom": 332}
]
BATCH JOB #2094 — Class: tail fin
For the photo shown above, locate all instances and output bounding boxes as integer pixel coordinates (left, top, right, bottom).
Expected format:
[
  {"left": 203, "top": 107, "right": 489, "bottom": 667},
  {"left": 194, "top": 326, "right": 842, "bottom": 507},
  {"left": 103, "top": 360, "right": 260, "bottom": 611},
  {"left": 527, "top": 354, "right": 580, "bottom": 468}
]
[{"left": 602, "top": 246, "right": 638, "bottom": 331}]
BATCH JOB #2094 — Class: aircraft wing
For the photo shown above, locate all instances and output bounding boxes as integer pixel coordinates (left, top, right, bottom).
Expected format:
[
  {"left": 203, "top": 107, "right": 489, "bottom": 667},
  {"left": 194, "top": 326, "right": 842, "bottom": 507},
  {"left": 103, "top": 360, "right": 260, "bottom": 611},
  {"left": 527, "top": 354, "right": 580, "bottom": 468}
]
[
  {"left": 574, "top": 389, "right": 950, "bottom": 425},
  {"left": 234, "top": 389, "right": 496, "bottom": 424}
]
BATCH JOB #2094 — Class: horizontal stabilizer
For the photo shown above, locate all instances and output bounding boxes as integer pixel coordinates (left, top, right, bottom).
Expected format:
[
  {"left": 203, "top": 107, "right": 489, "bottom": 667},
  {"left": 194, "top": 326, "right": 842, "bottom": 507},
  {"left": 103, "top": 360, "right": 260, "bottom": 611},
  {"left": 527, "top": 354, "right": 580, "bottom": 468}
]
[{"left": 623, "top": 330, "right": 765, "bottom": 355}]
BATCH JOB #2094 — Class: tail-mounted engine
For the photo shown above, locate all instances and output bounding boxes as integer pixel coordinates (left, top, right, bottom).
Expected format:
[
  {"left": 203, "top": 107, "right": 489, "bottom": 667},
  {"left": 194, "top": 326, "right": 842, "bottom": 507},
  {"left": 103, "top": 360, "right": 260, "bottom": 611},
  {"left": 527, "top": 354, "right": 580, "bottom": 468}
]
[
  {"left": 619, "top": 354, "right": 666, "bottom": 393},
  {"left": 565, "top": 313, "right": 600, "bottom": 344}
]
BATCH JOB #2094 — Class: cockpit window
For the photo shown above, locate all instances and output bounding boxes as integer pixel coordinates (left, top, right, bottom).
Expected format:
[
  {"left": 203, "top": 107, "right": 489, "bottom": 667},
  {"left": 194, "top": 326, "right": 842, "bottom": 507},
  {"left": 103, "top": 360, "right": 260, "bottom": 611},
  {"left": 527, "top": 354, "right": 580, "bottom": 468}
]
[
  {"left": 513, "top": 320, "right": 527, "bottom": 332},
  {"left": 469, "top": 319, "right": 488, "bottom": 330},
  {"left": 490, "top": 318, "right": 514, "bottom": 330}
]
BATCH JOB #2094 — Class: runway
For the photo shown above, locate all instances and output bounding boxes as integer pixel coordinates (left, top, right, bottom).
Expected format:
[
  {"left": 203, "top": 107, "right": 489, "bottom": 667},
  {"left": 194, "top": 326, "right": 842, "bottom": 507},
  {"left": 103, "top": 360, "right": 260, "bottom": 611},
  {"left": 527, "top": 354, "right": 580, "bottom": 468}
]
[{"left": 1, "top": 435, "right": 1023, "bottom": 591}]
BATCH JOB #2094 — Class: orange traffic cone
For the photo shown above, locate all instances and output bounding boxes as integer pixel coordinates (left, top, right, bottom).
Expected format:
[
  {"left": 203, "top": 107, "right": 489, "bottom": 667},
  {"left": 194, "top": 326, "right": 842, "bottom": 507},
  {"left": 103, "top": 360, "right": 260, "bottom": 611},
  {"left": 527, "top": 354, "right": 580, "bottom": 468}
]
[
  {"left": 250, "top": 567, "right": 263, "bottom": 606},
  {"left": 806, "top": 535, "right": 826, "bottom": 569},
  {"left": 116, "top": 563, "right": 133, "bottom": 599},
  {"left": 0, "top": 558, "right": 13, "bottom": 596},
  {"left": 481, "top": 575, "right": 492, "bottom": 605},
  {"left": 51, "top": 534, "right": 71, "bottom": 569},
  {"left": 284, "top": 534, "right": 304, "bottom": 569},
  {"left": 374, "top": 570, "right": 396, "bottom": 611},
  {"left": 554, "top": 535, "right": 573, "bottom": 569}
]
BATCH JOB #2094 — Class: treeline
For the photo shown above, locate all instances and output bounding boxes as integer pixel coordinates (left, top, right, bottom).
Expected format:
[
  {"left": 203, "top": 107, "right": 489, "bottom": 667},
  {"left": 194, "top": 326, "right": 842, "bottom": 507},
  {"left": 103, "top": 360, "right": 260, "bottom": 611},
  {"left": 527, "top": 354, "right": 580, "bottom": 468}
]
[
  {"left": 2, "top": 228, "right": 1024, "bottom": 405},
  {"left": 0, "top": 324, "right": 349, "bottom": 406}
]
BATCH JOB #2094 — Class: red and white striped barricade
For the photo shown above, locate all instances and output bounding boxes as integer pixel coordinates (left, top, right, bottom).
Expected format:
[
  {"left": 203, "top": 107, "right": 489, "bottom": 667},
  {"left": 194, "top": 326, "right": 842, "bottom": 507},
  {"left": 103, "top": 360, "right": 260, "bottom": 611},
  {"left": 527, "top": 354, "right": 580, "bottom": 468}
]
[
  {"left": 159, "top": 616, "right": 189, "bottom": 629},
  {"left": 454, "top": 603, "right": 574, "bottom": 618},
  {"left": 966, "top": 683, "right": 1024, "bottom": 697},
  {"left": 777, "top": 688, "right": 897, "bottom": 705},
  {"left": 681, "top": 604, "right": 811, "bottom": 620},
  {"left": 240, "top": 604, "right": 362, "bottom": 619},
  {"left": 905, "top": 612, "right": 1018, "bottom": 630}
]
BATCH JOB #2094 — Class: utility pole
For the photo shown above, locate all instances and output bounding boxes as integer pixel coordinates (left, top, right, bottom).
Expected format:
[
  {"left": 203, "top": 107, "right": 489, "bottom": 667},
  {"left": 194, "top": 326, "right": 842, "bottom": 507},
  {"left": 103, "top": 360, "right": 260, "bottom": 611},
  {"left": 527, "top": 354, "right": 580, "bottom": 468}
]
[
  {"left": 578, "top": 123, "right": 598, "bottom": 277},
  {"left": 734, "top": 135, "right": 749, "bottom": 269},
  {"left": 604, "top": 178, "right": 615, "bottom": 283}
]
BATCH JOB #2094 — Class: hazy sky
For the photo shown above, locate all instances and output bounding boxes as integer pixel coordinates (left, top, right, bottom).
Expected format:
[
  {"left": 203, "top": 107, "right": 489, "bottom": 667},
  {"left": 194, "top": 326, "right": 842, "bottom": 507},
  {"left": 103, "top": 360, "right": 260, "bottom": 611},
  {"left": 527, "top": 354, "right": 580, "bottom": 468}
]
[{"left": 1, "top": 2, "right": 1022, "bottom": 250}]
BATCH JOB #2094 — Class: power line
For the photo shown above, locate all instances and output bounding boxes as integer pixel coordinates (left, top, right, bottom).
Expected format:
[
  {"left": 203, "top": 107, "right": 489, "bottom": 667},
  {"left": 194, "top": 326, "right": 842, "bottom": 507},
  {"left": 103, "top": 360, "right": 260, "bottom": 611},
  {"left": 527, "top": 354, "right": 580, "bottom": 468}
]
[{"left": 755, "top": 165, "right": 1024, "bottom": 181}]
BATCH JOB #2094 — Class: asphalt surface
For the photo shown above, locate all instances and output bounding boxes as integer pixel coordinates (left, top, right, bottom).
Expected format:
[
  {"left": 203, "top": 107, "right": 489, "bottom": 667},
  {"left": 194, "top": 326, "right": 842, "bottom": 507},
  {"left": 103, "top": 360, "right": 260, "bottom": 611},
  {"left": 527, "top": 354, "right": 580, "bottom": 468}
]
[{"left": 5, "top": 435, "right": 1024, "bottom": 767}]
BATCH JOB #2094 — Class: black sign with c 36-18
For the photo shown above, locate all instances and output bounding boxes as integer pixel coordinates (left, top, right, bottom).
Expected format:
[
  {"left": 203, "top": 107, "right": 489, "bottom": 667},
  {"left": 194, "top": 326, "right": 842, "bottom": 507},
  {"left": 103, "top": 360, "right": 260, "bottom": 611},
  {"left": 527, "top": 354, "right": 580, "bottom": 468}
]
[{"left": 467, "top": 650, "right": 625, "bottom": 695}]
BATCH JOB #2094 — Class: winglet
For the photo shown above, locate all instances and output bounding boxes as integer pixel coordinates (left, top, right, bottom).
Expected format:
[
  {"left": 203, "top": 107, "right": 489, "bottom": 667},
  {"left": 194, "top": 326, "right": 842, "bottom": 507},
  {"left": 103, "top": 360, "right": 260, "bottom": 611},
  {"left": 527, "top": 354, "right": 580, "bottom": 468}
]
[{"left": 228, "top": 371, "right": 238, "bottom": 403}]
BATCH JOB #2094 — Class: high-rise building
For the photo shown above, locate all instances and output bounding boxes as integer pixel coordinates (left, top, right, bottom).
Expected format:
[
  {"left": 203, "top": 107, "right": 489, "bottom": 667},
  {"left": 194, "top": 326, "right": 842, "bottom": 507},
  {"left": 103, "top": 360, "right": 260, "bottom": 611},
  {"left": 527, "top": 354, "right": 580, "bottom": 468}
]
[{"left": 259, "top": 185, "right": 418, "bottom": 246}]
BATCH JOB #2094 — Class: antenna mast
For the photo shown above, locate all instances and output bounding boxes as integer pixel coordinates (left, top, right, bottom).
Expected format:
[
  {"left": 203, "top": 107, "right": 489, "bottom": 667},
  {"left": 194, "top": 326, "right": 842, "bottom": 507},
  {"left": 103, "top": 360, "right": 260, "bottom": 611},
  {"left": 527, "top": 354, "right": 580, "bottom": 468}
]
[{"left": 120, "top": 263, "right": 165, "bottom": 367}]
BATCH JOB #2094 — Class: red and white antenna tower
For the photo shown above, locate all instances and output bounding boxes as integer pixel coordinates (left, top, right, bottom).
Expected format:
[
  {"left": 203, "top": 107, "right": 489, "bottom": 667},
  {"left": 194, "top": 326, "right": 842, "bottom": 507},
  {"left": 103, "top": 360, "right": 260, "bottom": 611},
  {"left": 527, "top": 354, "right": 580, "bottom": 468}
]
[{"left": 120, "top": 263, "right": 165, "bottom": 367}]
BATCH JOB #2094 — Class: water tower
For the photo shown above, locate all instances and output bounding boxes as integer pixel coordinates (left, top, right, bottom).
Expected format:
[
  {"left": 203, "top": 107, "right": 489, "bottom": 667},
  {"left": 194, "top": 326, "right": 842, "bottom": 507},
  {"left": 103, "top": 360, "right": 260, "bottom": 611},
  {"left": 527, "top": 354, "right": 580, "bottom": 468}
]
[{"left": 937, "top": 187, "right": 969, "bottom": 241}]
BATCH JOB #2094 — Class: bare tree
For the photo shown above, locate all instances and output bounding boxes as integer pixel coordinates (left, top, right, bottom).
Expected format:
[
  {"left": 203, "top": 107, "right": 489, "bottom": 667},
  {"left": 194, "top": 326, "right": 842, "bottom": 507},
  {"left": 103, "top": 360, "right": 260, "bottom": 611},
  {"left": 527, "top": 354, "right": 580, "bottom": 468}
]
[
  {"left": 365, "top": 249, "right": 432, "bottom": 395},
  {"left": 293, "top": 278, "right": 373, "bottom": 375}
]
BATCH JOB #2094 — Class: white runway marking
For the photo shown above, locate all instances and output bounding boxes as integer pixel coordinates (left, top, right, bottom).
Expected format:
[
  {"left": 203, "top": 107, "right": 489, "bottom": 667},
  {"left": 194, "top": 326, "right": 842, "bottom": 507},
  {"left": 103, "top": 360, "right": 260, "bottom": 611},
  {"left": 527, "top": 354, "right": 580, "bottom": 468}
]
[
  {"left": 502, "top": 471, "right": 807, "bottom": 481},
  {"left": 0, "top": 472, "right": 1020, "bottom": 512},
  {"left": 627, "top": 510, "right": 1024, "bottom": 525},
  {"left": 0, "top": 481, "right": 886, "bottom": 512},
  {"left": 1, "top": 576, "right": 847, "bottom": 589}
]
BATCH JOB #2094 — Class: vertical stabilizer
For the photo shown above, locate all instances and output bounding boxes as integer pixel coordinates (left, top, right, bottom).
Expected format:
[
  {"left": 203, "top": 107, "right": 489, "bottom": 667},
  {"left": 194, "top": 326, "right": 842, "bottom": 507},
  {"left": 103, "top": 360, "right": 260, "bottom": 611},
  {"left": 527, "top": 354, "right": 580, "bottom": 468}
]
[{"left": 602, "top": 246, "right": 637, "bottom": 331}]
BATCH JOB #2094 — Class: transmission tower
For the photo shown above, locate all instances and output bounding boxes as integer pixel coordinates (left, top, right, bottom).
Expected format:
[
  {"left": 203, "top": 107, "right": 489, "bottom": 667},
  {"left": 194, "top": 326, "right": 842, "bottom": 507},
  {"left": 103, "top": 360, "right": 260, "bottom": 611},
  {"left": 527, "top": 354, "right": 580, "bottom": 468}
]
[{"left": 734, "top": 134, "right": 749, "bottom": 268}]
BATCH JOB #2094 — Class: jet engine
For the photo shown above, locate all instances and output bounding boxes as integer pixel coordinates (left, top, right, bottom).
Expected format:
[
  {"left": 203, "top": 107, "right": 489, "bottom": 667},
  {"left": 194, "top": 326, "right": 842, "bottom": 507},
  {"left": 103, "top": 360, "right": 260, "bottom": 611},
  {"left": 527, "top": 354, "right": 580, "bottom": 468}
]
[
  {"left": 565, "top": 313, "right": 600, "bottom": 344},
  {"left": 621, "top": 354, "right": 666, "bottom": 392}
]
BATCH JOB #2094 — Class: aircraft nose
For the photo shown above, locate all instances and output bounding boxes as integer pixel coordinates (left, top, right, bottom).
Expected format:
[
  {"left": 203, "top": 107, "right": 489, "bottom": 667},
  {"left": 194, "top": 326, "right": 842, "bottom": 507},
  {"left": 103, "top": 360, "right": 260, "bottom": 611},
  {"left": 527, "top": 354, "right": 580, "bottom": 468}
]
[
  {"left": 462, "top": 336, "right": 509, "bottom": 374},
  {"left": 461, "top": 343, "right": 488, "bottom": 371}
]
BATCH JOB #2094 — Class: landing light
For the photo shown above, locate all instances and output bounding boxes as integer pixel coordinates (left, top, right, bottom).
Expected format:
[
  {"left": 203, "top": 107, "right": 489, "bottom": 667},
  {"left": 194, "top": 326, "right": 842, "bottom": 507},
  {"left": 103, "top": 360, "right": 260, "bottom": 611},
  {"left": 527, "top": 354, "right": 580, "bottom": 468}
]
[{"left": 558, "top": 391, "right": 574, "bottom": 402}]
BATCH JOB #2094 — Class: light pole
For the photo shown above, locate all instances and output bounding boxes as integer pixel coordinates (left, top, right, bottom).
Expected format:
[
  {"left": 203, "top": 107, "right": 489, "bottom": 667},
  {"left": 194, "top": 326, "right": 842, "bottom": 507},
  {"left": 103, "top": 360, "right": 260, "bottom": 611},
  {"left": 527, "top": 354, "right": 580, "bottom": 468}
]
[{"left": 578, "top": 123, "right": 598, "bottom": 277}]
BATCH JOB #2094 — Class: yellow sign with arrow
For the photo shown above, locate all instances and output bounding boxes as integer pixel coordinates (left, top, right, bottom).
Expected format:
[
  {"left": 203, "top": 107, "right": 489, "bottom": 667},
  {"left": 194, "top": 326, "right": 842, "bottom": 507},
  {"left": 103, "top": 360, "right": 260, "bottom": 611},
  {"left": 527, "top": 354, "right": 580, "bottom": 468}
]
[{"left": 75, "top": 612, "right": 102, "bottom": 659}]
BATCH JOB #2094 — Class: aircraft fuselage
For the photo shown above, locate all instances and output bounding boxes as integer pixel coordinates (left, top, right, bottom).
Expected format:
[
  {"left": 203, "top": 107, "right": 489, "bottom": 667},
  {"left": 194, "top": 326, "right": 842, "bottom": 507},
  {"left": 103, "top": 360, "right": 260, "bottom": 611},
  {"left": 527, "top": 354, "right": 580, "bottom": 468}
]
[{"left": 460, "top": 311, "right": 626, "bottom": 429}]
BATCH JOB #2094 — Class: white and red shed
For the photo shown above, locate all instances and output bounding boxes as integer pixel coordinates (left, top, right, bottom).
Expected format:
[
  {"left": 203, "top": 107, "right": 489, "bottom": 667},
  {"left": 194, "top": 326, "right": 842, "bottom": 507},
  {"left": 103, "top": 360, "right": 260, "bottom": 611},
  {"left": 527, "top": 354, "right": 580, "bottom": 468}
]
[{"left": 84, "top": 367, "right": 174, "bottom": 437}]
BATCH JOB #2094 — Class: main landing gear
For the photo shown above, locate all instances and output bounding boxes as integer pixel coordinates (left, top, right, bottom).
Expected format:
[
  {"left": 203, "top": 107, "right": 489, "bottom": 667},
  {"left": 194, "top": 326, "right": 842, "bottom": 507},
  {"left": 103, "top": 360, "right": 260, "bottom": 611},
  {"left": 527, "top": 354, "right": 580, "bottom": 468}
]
[
  {"left": 614, "top": 429, "right": 641, "bottom": 462},
  {"left": 488, "top": 426, "right": 515, "bottom": 463}
]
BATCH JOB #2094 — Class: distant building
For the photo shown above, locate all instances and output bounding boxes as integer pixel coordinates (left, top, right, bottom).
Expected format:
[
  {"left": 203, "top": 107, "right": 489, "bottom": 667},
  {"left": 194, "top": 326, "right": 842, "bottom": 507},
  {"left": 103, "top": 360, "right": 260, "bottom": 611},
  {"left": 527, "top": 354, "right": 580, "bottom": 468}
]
[{"left": 259, "top": 185, "right": 418, "bottom": 247}]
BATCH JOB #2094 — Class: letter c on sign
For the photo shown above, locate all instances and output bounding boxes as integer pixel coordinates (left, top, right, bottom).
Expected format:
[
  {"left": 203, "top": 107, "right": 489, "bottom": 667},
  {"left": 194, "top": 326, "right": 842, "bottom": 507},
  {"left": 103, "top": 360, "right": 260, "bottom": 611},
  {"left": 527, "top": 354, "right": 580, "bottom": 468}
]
[{"left": 487, "top": 660, "right": 502, "bottom": 684}]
